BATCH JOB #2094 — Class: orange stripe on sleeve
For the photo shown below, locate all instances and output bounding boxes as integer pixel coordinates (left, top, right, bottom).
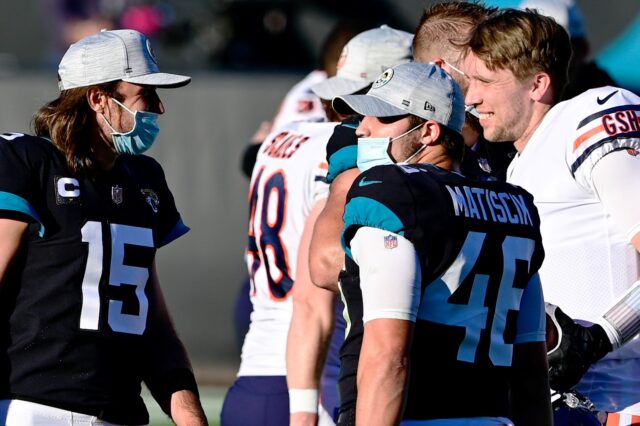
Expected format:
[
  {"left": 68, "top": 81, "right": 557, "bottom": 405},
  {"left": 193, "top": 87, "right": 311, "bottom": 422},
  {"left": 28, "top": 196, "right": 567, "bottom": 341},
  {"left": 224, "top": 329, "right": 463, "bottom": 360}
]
[
  {"left": 605, "top": 412, "right": 640, "bottom": 425},
  {"left": 573, "top": 124, "right": 605, "bottom": 152}
]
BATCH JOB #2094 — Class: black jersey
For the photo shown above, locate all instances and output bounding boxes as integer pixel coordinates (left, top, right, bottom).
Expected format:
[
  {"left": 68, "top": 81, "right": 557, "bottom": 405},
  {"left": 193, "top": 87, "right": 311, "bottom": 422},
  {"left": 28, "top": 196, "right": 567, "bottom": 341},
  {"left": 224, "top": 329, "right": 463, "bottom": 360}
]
[
  {"left": 340, "top": 163, "right": 546, "bottom": 420},
  {"left": 0, "top": 133, "right": 189, "bottom": 424}
]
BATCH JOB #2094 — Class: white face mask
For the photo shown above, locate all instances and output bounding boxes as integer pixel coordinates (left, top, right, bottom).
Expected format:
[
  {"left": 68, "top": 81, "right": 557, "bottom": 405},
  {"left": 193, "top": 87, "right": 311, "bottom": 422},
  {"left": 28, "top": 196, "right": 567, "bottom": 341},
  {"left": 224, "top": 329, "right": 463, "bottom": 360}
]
[
  {"left": 356, "top": 122, "right": 425, "bottom": 172},
  {"left": 101, "top": 98, "right": 160, "bottom": 155}
]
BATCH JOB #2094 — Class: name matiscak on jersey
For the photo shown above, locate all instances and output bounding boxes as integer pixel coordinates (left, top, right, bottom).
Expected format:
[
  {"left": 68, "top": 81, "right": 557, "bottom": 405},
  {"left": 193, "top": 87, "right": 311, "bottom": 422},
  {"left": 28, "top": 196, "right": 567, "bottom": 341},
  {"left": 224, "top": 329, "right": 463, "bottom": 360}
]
[{"left": 445, "top": 184, "right": 533, "bottom": 226}]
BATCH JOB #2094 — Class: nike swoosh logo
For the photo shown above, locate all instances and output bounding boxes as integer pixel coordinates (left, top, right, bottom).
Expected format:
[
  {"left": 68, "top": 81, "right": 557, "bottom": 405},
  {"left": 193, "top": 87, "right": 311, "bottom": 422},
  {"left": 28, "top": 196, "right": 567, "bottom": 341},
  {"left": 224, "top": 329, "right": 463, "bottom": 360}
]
[
  {"left": 597, "top": 90, "right": 618, "bottom": 105},
  {"left": 359, "top": 177, "right": 382, "bottom": 187}
]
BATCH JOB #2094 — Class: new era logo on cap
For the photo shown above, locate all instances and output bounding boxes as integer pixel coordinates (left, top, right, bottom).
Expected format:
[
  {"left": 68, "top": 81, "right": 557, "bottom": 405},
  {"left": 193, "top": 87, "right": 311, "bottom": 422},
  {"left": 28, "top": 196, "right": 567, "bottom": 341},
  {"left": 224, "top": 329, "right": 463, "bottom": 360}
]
[
  {"left": 58, "top": 29, "right": 191, "bottom": 91},
  {"left": 332, "top": 62, "right": 465, "bottom": 134}
]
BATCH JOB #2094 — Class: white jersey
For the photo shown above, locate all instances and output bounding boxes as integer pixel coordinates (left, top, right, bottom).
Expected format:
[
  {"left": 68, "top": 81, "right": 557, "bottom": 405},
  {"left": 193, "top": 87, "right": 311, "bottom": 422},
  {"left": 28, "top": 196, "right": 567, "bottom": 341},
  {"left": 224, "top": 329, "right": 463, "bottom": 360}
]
[
  {"left": 507, "top": 86, "right": 640, "bottom": 413},
  {"left": 239, "top": 121, "right": 337, "bottom": 376},
  {"left": 271, "top": 70, "right": 328, "bottom": 130},
  {"left": 507, "top": 86, "right": 640, "bottom": 323}
]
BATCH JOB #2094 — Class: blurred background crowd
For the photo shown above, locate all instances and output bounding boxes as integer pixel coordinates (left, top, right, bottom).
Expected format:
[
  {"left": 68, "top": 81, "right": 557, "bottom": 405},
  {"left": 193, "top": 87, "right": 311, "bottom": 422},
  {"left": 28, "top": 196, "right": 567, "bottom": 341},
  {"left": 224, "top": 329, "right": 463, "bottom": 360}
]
[{"left": 1, "top": 0, "right": 638, "bottom": 93}]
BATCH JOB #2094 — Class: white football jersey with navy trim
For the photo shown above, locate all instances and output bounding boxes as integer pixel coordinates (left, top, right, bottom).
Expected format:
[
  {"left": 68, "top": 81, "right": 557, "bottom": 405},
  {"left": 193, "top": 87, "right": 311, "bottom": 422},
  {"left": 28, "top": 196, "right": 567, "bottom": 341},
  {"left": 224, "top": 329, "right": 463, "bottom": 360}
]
[
  {"left": 239, "top": 121, "right": 336, "bottom": 376},
  {"left": 507, "top": 86, "right": 640, "bottom": 352}
]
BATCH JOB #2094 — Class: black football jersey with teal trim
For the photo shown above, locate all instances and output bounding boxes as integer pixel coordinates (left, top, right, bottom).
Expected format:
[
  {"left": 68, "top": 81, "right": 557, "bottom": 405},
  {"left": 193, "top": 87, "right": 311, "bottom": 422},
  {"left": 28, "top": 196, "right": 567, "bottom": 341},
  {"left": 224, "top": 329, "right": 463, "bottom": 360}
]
[
  {"left": 0, "top": 133, "right": 189, "bottom": 424},
  {"left": 340, "top": 163, "right": 546, "bottom": 420}
]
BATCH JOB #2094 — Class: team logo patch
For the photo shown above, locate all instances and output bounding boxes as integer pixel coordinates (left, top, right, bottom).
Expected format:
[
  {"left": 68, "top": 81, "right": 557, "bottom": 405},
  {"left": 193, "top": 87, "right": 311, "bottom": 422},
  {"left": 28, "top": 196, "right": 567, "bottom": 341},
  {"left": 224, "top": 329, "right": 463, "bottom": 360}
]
[
  {"left": 372, "top": 68, "right": 393, "bottom": 89},
  {"left": 627, "top": 148, "right": 639, "bottom": 156},
  {"left": 55, "top": 176, "right": 81, "bottom": 205},
  {"left": 384, "top": 234, "right": 398, "bottom": 249},
  {"left": 111, "top": 185, "right": 123, "bottom": 205},
  {"left": 141, "top": 189, "right": 160, "bottom": 213}
]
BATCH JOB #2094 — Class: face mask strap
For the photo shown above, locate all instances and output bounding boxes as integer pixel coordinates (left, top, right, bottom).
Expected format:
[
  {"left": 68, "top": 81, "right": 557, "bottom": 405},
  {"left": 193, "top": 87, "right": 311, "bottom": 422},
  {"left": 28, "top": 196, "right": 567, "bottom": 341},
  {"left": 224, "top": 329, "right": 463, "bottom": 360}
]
[
  {"left": 390, "top": 121, "right": 425, "bottom": 142},
  {"left": 398, "top": 143, "right": 427, "bottom": 166},
  {"left": 388, "top": 121, "right": 426, "bottom": 163},
  {"left": 111, "top": 97, "right": 136, "bottom": 115},
  {"left": 441, "top": 59, "right": 468, "bottom": 80}
]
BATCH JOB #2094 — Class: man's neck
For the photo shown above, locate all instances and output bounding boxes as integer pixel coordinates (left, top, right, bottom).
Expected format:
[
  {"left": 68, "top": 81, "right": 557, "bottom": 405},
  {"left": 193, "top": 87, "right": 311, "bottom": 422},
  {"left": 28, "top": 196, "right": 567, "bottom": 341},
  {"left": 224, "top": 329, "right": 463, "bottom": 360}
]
[
  {"left": 514, "top": 100, "right": 554, "bottom": 153},
  {"left": 90, "top": 137, "right": 119, "bottom": 171},
  {"left": 416, "top": 145, "right": 454, "bottom": 171}
]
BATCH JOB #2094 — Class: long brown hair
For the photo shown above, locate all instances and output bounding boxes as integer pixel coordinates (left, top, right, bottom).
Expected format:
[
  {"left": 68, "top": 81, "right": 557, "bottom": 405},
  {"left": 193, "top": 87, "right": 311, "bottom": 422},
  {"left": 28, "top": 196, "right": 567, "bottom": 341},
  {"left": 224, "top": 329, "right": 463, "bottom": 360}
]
[{"left": 32, "top": 81, "right": 119, "bottom": 174}]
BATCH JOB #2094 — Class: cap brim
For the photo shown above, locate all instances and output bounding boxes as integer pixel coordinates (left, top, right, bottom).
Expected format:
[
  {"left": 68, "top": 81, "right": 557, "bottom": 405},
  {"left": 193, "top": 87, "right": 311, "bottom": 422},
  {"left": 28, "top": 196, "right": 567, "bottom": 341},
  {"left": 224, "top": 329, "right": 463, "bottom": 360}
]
[
  {"left": 311, "top": 77, "right": 370, "bottom": 100},
  {"left": 123, "top": 72, "right": 191, "bottom": 88},
  {"left": 333, "top": 93, "right": 407, "bottom": 118}
]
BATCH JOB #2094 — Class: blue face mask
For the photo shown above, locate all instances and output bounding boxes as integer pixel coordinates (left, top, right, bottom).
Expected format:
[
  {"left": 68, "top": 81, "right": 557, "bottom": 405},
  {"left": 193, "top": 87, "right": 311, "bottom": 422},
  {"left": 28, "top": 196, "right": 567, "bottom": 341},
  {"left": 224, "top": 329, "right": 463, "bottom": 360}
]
[
  {"left": 102, "top": 98, "right": 160, "bottom": 155},
  {"left": 356, "top": 122, "right": 426, "bottom": 172}
]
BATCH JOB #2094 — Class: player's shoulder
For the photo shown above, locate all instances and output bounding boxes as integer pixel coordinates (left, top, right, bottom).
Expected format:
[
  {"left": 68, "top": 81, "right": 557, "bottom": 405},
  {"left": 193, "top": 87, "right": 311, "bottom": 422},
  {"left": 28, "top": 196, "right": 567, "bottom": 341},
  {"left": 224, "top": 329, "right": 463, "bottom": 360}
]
[
  {"left": 347, "top": 165, "right": 419, "bottom": 215},
  {"left": 553, "top": 86, "right": 639, "bottom": 127},
  {"left": 0, "top": 132, "right": 51, "bottom": 146},
  {"left": 119, "top": 153, "right": 165, "bottom": 179},
  {"left": 0, "top": 132, "right": 59, "bottom": 159},
  {"left": 351, "top": 164, "right": 409, "bottom": 193},
  {"left": 553, "top": 86, "right": 640, "bottom": 180},
  {"left": 344, "top": 166, "right": 414, "bottom": 239}
]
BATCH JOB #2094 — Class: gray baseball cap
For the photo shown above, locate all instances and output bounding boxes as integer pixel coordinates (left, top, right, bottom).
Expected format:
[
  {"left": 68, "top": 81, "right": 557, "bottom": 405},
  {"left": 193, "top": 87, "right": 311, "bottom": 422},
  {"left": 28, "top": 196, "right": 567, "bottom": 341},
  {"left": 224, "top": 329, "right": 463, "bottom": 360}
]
[
  {"left": 333, "top": 62, "right": 465, "bottom": 134},
  {"left": 311, "top": 25, "right": 413, "bottom": 100},
  {"left": 57, "top": 29, "right": 191, "bottom": 91}
]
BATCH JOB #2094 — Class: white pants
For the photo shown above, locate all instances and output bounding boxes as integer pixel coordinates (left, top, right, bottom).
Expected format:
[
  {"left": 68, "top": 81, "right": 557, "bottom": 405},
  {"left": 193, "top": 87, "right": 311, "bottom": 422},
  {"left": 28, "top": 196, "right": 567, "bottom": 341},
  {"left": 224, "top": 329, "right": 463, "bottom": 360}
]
[
  {"left": 0, "top": 400, "right": 143, "bottom": 426},
  {"left": 401, "top": 417, "right": 513, "bottom": 426}
]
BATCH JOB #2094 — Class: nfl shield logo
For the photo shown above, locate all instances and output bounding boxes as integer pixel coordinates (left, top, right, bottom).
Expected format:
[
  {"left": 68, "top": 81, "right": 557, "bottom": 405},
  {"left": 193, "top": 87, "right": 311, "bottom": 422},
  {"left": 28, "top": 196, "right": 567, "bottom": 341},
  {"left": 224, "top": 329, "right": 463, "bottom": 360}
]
[
  {"left": 111, "top": 185, "right": 123, "bottom": 205},
  {"left": 384, "top": 234, "right": 398, "bottom": 249}
]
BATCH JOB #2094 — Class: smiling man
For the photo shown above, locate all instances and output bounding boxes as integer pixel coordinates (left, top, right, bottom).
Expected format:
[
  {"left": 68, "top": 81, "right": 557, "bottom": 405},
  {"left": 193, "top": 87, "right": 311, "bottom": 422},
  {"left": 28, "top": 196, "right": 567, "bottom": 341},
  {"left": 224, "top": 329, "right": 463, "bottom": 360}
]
[{"left": 463, "top": 9, "right": 640, "bottom": 425}]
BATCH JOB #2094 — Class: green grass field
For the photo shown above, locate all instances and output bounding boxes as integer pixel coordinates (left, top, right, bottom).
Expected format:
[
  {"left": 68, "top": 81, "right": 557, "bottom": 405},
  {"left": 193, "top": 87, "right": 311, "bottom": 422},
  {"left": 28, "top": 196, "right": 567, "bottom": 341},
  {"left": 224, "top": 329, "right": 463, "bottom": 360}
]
[{"left": 143, "top": 385, "right": 226, "bottom": 426}]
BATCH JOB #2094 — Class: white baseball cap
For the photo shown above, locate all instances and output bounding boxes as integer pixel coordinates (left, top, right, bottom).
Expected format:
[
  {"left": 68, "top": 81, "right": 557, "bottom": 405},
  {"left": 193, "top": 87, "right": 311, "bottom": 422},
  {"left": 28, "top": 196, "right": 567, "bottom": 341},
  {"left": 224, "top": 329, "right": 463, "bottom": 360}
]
[
  {"left": 333, "top": 62, "right": 465, "bottom": 134},
  {"left": 58, "top": 29, "right": 191, "bottom": 91},
  {"left": 311, "top": 25, "right": 413, "bottom": 100}
]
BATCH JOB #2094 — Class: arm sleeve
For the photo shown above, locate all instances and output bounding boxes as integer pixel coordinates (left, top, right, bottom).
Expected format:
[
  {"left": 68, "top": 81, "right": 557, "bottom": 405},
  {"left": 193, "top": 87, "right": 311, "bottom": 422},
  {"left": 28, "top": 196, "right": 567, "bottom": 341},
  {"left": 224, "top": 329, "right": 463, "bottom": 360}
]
[
  {"left": 514, "top": 272, "right": 546, "bottom": 344},
  {"left": 351, "top": 226, "right": 421, "bottom": 323},
  {"left": 591, "top": 148, "right": 640, "bottom": 242},
  {"left": 568, "top": 87, "right": 640, "bottom": 190},
  {"left": 140, "top": 158, "right": 190, "bottom": 247},
  {"left": 325, "top": 116, "right": 359, "bottom": 183}
]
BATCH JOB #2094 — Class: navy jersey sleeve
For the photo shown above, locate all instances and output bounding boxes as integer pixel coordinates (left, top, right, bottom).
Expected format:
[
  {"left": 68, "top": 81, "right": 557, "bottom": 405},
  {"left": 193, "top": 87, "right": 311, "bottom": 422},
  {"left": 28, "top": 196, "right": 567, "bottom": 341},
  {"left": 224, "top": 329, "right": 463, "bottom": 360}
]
[
  {"left": 325, "top": 116, "right": 359, "bottom": 183},
  {"left": 514, "top": 272, "right": 546, "bottom": 344},
  {"left": 0, "top": 133, "right": 46, "bottom": 234},
  {"left": 342, "top": 165, "right": 415, "bottom": 258}
]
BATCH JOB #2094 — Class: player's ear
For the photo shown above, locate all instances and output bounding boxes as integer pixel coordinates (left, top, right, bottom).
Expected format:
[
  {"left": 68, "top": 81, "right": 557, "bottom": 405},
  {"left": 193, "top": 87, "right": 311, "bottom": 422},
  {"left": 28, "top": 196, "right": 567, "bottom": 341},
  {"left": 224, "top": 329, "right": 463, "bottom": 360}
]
[
  {"left": 529, "top": 72, "right": 552, "bottom": 102},
  {"left": 86, "top": 87, "right": 108, "bottom": 113},
  {"left": 421, "top": 120, "right": 441, "bottom": 146}
]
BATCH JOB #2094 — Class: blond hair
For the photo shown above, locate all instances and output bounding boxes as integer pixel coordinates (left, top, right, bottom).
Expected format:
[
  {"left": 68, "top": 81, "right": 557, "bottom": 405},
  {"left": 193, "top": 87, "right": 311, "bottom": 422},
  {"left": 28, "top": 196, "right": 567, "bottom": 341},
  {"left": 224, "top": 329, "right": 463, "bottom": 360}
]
[{"left": 465, "top": 8, "right": 572, "bottom": 101}]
